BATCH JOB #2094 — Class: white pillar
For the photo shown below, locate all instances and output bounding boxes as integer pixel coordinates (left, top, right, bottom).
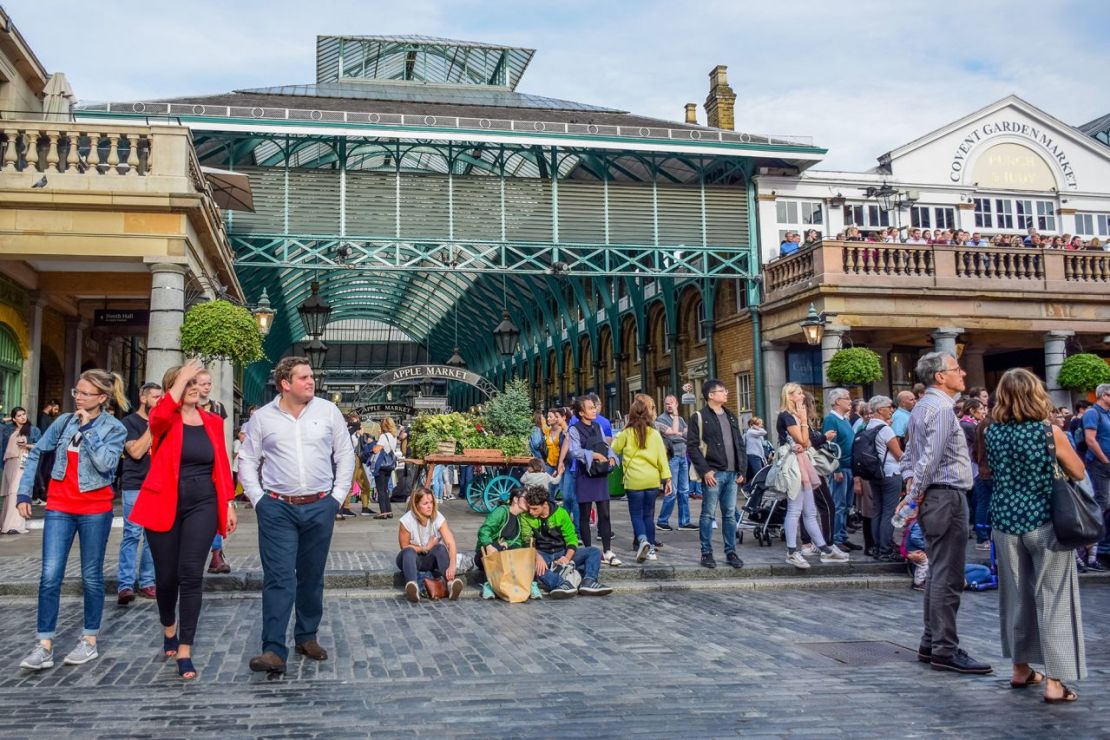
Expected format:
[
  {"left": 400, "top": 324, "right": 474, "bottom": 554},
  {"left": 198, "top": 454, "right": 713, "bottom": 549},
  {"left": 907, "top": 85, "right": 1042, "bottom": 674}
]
[
  {"left": 62, "top": 316, "right": 82, "bottom": 412},
  {"left": 23, "top": 293, "right": 45, "bottom": 416},
  {"left": 146, "top": 263, "right": 186, "bottom": 387},
  {"left": 1044, "top": 331, "right": 1074, "bottom": 409},
  {"left": 762, "top": 341, "right": 787, "bottom": 417},
  {"left": 219, "top": 358, "right": 235, "bottom": 458},
  {"left": 931, "top": 327, "right": 964, "bottom": 357},
  {"left": 821, "top": 325, "right": 848, "bottom": 390}
]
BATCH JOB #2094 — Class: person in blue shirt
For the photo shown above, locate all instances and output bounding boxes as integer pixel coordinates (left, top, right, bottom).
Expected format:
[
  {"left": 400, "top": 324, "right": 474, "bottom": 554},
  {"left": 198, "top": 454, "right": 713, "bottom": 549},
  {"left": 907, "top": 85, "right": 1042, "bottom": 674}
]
[
  {"left": 779, "top": 232, "right": 800, "bottom": 257},
  {"left": 890, "top": 391, "right": 915, "bottom": 440},
  {"left": 821, "top": 388, "right": 858, "bottom": 551},
  {"left": 1082, "top": 384, "right": 1110, "bottom": 557}
]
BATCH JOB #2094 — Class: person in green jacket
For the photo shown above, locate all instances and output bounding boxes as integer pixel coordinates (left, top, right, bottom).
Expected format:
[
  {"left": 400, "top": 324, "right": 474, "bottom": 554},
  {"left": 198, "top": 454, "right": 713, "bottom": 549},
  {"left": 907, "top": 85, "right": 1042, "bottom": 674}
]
[
  {"left": 613, "top": 394, "right": 672, "bottom": 563},
  {"left": 475, "top": 488, "right": 541, "bottom": 601},
  {"left": 519, "top": 487, "right": 612, "bottom": 599}
]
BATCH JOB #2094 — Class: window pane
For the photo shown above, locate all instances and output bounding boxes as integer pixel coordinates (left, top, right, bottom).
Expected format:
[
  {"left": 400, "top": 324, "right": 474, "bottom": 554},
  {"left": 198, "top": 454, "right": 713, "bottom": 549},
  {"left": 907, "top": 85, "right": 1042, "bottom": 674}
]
[
  {"left": 776, "top": 201, "right": 794, "bottom": 224},
  {"left": 910, "top": 206, "right": 928, "bottom": 228},
  {"left": 974, "top": 198, "right": 992, "bottom": 228},
  {"left": 995, "top": 199, "right": 1013, "bottom": 229},
  {"left": 1015, "top": 200, "right": 1032, "bottom": 230},
  {"left": 1075, "top": 214, "right": 1093, "bottom": 235},
  {"left": 1099, "top": 214, "right": 1110, "bottom": 236},
  {"left": 937, "top": 208, "right": 956, "bottom": 230},
  {"left": 801, "top": 201, "right": 823, "bottom": 225}
]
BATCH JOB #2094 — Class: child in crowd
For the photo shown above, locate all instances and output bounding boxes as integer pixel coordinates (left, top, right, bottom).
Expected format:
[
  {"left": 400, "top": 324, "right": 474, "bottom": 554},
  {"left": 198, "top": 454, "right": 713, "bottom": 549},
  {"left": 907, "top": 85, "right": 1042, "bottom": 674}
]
[
  {"left": 743, "top": 417, "right": 769, "bottom": 486},
  {"left": 475, "top": 488, "right": 542, "bottom": 600},
  {"left": 901, "top": 520, "right": 928, "bottom": 592},
  {"left": 520, "top": 457, "right": 563, "bottom": 499}
]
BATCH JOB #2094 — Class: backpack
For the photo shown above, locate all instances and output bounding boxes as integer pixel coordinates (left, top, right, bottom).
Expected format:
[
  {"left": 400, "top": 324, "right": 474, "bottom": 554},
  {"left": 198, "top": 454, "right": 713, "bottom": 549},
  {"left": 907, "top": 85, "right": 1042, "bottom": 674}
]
[{"left": 851, "top": 424, "right": 887, "bottom": 481}]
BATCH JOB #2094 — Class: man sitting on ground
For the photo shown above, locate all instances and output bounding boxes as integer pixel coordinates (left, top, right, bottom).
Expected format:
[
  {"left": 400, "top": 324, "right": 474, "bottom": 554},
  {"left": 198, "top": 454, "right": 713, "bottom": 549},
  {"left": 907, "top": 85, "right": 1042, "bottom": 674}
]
[{"left": 519, "top": 486, "right": 612, "bottom": 599}]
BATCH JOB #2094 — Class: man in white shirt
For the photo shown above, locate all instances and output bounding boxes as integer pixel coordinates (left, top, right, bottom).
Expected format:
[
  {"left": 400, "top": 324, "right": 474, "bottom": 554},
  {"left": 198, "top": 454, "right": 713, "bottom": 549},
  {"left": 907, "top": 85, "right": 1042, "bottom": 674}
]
[{"left": 237, "top": 357, "right": 355, "bottom": 675}]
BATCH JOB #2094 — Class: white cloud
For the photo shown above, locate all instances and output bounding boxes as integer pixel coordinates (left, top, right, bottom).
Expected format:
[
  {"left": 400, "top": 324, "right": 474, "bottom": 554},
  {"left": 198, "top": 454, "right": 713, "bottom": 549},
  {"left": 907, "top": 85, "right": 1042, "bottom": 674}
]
[{"left": 6, "top": 0, "right": 1107, "bottom": 169}]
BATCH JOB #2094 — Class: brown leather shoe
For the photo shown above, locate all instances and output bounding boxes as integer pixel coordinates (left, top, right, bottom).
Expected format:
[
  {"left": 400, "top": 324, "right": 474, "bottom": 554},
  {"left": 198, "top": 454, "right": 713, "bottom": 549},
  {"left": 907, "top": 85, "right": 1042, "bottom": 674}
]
[
  {"left": 249, "top": 651, "right": 286, "bottom": 673},
  {"left": 138, "top": 586, "right": 156, "bottom": 599},
  {"left": 295, "top": 640, "right": 328, "bottom": 661},
  {"left": 117, "top": 588, "right": 135, "bottom": 606},
  {"left": 207, "top": 549, "right": 231, "bottom": 574}
]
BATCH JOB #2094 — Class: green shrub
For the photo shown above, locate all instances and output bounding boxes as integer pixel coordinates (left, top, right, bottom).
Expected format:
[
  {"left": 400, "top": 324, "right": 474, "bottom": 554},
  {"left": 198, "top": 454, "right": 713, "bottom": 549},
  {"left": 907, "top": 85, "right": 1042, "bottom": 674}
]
[
  {"left": 1056, "top": 353, "right": 1110, "bottom": 392},
  {"left": 180, "top": 300, "right": 265, "bottom": 365},
  {"left": 825, "top": 347, "right": 883, "bottom": 386}
]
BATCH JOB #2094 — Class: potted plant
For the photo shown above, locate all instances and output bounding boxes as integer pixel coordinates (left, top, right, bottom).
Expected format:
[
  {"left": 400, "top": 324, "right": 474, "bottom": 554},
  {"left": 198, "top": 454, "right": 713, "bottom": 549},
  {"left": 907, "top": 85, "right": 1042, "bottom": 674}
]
[
  {"left": 179, "top": 299, "right": 266, "bottom": 365},
  {"left": 825, "top": 347, "right": 884, "bottom": 387},
  {"left": 1057, "top": 353, "right": 1110, "bottom": 393}
]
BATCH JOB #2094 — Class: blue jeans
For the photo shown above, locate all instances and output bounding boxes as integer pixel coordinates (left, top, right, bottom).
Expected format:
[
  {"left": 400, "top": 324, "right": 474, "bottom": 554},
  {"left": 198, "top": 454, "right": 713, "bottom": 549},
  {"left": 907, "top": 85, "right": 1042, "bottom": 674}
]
[
  {"left": 37, "top": 509, "right": 113, "bottom": 639},
  {"left": 698, "top": 470, "right": 738, "bottom": 555},
  {"left": 658, "top": 456, "right": 691, "bottom": 527},
  {"left": 560, "top": 472, "right": 580, "bottom": 534},
  {"left": 972, "top": 478, "right": 993, "bottom": 544},
  {"left": 118, "top": 488, "right": 155, "bottom": 591},
  {"left": 255, "top": 494, "right": 340, "bottom": 661},
  {"left": 828, "top": 469, "right": 853, "bottom": 545},
  {"left": 1087, "top": 460, "right": 1110, "bottom": 553},
  {"left": 536, "top": 547, "right": 601, "bottom": 590},
  {"left": 211, "top": 534, "right": 222, "bottom": 550},
  {"left": 432, "top": 465, "right": 446, "bottom": 500},
  {"left": 626, "top": 488, "right": 659, "bottom": 545},
  {"left": 458, "top": 465, "right": 473, "bottom": 500}
]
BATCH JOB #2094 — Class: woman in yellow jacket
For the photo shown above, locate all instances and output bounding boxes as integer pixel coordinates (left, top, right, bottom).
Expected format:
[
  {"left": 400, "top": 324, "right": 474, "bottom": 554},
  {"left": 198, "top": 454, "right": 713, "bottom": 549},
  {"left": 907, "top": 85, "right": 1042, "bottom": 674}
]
[{"left": 613, "top": 394, "right": 672, "bottom": 562}]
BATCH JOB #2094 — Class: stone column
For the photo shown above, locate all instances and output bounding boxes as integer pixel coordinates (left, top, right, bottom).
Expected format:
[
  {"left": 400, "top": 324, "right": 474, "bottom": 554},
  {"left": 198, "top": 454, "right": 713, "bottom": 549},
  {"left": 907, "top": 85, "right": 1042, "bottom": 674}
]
[
  {"left": 219, "top": 358, "right": 235, "bottom": 458},
  {"left": 930, "top": 327, "right": 964, "bottom": 357},
  {"left": 23, "top": 293, "right": 45, "bottom": 416},
  {"left": 668, "top": 331, "right": 681, "bottom": 395},
  {"left": 961, "top": 346, "right": 987, "bottom": 389},
  {"left": 762, "top": 341, "right": 787, "bottom": 419},
  {"left": 62, "top": 316, "right": 82, "bottom": 412},
  {"left": 146, "top": 263, "right": 187, "bottom": 389},
  {"left": 867, "top": 344, "right": 892, "bottom": 398},
  {"left": 1044, "top": 331, "right": 1074, "bottom": 409},
  {"left": 820, "top": 324, "right": 848, "bottom": 390}
]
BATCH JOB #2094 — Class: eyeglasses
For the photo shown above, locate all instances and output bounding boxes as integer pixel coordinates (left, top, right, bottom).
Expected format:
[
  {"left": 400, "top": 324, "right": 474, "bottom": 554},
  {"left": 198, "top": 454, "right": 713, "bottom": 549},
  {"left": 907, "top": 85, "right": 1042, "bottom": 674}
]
[
  {"left": 710, "top": 388, "right": 728, "bottom": 395},
  {"left": 71, "top": 388, "right": 103, "bottom": 399}
]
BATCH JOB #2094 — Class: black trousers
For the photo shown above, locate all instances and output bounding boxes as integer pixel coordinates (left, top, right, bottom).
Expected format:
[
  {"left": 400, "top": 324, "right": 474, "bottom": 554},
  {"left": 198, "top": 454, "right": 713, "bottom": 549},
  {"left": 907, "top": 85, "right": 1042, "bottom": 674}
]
[
  {"left": 375, "top": 470, "right": 393, "bottom": 513},
  {"left": 578, "top": 500, "right": 612, "bottom": 551},
  {"left": 146, "top": 474, "right": 217, "bottom": 645}
]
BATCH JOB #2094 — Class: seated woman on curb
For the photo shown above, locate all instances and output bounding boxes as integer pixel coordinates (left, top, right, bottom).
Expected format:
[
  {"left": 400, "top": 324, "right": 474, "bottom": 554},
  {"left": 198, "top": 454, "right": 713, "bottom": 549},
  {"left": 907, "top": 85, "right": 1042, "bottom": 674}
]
[
  {"left": 475, "top": 488, "right": 541, "bottom": 601},
  {"left": 397, "top": 487, "right": 464, "bottom": 602}
]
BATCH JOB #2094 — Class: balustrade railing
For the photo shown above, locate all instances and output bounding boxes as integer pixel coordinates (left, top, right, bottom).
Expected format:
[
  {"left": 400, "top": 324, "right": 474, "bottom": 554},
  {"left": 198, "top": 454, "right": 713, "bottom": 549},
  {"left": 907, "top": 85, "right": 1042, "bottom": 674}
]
[
  {"left": 953, "top": 246, "right": 1044, "bottom": 280},
  {"left": 1063, "top": 251, "right": 1110, "bottom": 283},
  {"left": 842, "top": 243, "right": 933, "bottom": 277},
  {"left": 1, "top": 126, "right": 153, "bottom": 176}
]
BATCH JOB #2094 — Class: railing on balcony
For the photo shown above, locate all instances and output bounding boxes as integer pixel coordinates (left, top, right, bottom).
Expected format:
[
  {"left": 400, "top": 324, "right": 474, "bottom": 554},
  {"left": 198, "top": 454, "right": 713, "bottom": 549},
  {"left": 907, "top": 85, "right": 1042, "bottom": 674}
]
[
  {"left": 763, "top": 240, "right": 1110, "bottom": 301},
  {"left": 1, "top": 126, "right": 152, "bottom": 176}
]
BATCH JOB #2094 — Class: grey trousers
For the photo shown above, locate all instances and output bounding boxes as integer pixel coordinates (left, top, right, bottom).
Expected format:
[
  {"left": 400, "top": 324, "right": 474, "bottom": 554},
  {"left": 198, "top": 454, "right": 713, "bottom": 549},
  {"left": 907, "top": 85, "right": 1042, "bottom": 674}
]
[
  {"left": 995, "top": 524, "right": 1086, "bottom": 682},
  {"left": 918, "top": 486, "right": 968, "bottom": 658}
]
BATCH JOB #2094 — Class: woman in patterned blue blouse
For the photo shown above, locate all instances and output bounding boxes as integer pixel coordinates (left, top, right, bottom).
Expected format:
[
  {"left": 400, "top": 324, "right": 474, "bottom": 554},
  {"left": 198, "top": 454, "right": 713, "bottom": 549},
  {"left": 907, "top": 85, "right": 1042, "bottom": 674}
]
[{"left": 985, "top": 368, "right": 1088, "bottom": 704}]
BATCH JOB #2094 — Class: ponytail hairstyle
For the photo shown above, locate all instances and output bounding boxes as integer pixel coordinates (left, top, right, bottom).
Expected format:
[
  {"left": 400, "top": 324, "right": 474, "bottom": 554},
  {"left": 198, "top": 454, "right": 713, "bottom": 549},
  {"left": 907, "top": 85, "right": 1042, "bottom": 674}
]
[{"left": 80, "top": 369, "right": 130, "bottom": 413}]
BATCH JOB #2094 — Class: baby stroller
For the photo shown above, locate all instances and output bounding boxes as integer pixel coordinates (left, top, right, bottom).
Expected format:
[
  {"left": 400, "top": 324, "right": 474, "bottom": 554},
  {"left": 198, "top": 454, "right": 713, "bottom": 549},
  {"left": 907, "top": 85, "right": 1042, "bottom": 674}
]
[{"left": 738, "top": 462, "right": 786, "bottom": 546}]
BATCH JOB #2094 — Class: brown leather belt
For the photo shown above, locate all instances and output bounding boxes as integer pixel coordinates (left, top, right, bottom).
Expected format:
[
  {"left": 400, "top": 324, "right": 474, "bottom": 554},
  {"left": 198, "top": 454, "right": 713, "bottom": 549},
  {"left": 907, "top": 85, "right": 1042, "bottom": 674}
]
[{"left": 267, "top": 491, "right": 329, "bottom": 505}]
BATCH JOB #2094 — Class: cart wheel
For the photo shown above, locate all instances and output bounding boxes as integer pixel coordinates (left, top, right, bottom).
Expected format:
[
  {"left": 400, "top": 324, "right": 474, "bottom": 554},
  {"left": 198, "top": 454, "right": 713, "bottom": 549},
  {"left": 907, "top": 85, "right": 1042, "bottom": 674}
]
[
  {"left": 467, "top": 474, "right": 491, "bottom": 512},
  {"left": 483, "top": 475, "right": 521, "bottom": 512}
]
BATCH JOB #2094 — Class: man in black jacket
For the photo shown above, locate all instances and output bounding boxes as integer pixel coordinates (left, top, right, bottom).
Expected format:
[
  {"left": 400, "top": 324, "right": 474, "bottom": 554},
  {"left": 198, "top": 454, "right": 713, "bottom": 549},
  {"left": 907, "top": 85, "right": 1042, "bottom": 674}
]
[{"left": 687, "top": 378, "right": 745, "bottom": 570}]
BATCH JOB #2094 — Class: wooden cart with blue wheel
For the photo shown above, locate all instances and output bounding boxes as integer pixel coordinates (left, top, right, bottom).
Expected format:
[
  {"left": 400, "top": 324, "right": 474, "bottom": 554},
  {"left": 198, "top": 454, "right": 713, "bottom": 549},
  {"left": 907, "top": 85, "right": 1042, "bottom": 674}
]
[{"left": 416, "top": 453, "right": 532, "bottom": 514}]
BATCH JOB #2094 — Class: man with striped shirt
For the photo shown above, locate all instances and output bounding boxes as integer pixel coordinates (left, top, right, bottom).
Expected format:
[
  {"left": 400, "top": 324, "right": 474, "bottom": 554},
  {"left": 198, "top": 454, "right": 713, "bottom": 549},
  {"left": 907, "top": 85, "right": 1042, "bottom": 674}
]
[{"left": 902, "top": 351, "right": 992, "bottom": 676}]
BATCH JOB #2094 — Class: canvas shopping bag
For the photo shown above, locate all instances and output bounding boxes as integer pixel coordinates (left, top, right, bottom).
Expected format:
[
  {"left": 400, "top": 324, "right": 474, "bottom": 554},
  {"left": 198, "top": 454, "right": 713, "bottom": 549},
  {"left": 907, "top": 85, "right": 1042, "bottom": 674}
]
[{"left": 484, "top": 546, "right": 536, "bottom": 603}]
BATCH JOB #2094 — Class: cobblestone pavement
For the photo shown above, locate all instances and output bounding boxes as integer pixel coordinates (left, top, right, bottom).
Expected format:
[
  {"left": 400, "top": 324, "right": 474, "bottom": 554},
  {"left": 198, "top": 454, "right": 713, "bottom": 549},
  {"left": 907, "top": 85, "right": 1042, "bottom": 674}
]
[{"left": 0, "top": 582, "right": 1106, "bottom": 737}]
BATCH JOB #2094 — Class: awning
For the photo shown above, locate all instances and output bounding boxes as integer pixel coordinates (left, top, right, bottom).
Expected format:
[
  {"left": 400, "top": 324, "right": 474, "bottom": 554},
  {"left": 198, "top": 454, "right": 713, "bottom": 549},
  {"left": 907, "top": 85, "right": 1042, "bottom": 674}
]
[{"left": 200, "top": 166, "right": 255, "bottom": 212}]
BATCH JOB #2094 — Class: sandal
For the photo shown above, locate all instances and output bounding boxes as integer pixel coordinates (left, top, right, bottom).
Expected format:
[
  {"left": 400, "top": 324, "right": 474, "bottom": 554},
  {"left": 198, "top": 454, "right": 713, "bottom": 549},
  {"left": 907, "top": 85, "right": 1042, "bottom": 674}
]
[
  {"left": 163, "top": 633, "right": 179, "bottom": 658},
  {"left": 1010, "top": 668, "right": 1044, "bottom": 688},
  {"left": 176, "top": 657, "right": 197, "bottom": 680},
  {"left": 1043, "top": 684, "right": 1078, "bottom": 704}
]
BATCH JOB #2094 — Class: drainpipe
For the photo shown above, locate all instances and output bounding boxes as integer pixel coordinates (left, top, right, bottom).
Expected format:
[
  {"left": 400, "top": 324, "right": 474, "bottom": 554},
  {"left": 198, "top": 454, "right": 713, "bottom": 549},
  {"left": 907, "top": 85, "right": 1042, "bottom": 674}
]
[{"left": 746, "top": 166, "right": 765, "bottom": 420}]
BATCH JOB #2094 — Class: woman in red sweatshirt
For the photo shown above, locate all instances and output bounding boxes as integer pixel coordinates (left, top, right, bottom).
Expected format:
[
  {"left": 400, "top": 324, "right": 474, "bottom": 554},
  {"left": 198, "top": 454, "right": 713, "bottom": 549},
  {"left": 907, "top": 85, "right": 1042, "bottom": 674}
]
[{"left": 130, "top": 358, "right": 236, "bottom": 679}]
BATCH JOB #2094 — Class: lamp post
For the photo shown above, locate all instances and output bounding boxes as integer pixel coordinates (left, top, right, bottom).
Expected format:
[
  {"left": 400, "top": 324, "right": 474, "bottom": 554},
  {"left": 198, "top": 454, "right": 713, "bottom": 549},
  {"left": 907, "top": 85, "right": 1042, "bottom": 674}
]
[
  {"left": 297, "top": 281, "right": 331, "bottom": 339},
  {"left": 304, "top": 338, "right": 328, "bottom": 378},
  {"left": 251, "top": 288, "right": 275, "bottom": 337},
  {"left": 492, "top": 275, "right": 520, "bottom": 357},
  {"left": 800, "top": 303, "right": 826, "bottom": 346}
]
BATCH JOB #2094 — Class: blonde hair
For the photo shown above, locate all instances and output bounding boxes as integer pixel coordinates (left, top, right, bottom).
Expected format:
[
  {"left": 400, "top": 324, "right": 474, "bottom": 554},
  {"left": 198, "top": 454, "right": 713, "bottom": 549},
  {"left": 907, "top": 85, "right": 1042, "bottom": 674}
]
[
  {"left": 80, "top": 369, "right": 130, "bottom": 413},
  {"left": 380, "top": 416, "right": 397, "bottom": 435},
  {"left": 406, "top": 487, "right": 438, "bottom": 525},
  {"left": 779, "top": 382, "right": 803, "bottom": 412},
  {"left": 992, "top": 368, "right": 1053, "bottom": 425}
]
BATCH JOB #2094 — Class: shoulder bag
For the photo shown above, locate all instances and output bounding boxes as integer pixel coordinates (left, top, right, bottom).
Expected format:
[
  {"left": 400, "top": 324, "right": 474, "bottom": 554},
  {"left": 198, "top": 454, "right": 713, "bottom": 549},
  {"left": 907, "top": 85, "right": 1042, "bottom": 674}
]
[{"left": 1045, "top": 423, "right": 1105, "bottom": 549}]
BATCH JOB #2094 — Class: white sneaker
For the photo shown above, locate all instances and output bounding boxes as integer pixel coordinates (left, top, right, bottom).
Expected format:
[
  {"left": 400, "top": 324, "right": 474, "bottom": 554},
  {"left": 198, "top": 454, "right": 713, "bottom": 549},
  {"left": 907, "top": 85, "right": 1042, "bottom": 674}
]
[
  {"left": 647, "top": 546, "right": 658, "bottom": 561},
  {"left": 62, "top": 637, "right": 98, "bottom": 666},
  {"left": 602, "top": 551, "right": 622, "bottom": 567},
  {"left": 635, "top": 538, "right": 651, "bottom": 563},
  {"left": 786, "top": 551, "right": 811, "bottom": 569},
  {"left": 20, "top": 643, "right": 53, "bottom": 670},
  {"left": 800, "top": 543, "right": 818, "bottom": 557},
  {"left": 820, "top": 546, "right": 850, "bottom": 563}
]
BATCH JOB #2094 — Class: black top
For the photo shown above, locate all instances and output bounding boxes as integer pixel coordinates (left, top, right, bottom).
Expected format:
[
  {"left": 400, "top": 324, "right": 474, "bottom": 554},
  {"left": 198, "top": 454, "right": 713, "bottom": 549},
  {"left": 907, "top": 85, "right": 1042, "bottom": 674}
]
[
  {"left": 686, "top": 406, "right": 744, "bottom": 478},
  {"left": 776, "top": 411, "right": 798, "bottom": 447},
  {"left": 120, "top": 413, "right": 152, "bottom": 490},
  {"left": 180, "top": 424, "right": 215, "bottom": 480}
]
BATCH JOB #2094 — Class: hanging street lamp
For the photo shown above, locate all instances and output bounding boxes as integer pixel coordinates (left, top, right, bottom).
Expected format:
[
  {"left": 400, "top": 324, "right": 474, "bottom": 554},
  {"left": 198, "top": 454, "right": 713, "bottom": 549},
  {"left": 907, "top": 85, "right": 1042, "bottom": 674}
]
[
  {"left": 297, "top": 281, "right": 331, "bottom": 338},
  {"left": 251, "top": 288, "right": 275, "bottom": 337},
  {"left": 493, "top": 310, "right": 520, "bottom": 356},
  {"left": 304, "top": 337, "right": 328, "bottom": 377},
  {"left": 445, "top": 301, "right": 466, "bottom": 367},
  {"left": 800, "top": 303, "right": 826, "bottom": 346}
]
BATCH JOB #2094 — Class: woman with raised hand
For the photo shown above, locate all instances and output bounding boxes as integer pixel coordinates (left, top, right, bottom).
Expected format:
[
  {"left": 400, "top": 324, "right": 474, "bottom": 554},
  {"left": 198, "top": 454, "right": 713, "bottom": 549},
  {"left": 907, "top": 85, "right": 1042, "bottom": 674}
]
[
  {"left": 129, "top": 359, "right": 237, "bottom": 680},
  {"left": 17, "top": 370, "right": 128, "bottom": 671}
]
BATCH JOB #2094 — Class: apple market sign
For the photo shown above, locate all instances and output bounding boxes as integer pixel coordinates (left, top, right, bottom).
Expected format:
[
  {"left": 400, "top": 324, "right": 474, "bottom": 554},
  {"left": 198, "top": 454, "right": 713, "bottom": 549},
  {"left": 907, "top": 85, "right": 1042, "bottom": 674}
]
[{"left": 949, "top": 120, "right": 1077, "bottom": 189}]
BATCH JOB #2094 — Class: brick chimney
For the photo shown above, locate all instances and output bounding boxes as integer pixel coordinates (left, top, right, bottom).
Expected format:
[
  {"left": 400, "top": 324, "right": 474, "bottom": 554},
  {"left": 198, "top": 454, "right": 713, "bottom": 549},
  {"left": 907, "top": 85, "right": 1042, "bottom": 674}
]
[
  {"left": 704, "top": 65, "right": 736, "bottom": 131},
  {"left": 684, "top": 103, "right": 698, "bottom": 125}
]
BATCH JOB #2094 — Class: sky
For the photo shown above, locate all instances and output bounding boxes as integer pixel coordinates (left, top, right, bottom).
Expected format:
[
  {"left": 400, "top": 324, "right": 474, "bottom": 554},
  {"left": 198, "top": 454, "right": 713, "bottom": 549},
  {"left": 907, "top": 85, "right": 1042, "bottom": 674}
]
[{"left": 6, "top": 0, "right": 1108, "bottom": 170}]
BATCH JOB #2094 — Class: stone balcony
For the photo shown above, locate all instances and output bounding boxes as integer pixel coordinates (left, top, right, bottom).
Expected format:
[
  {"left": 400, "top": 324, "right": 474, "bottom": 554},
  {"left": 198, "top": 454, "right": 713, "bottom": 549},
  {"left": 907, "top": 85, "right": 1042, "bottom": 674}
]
[
  {"left": 0, "top": 120, "right": 237, "bottom": 296},
  {"left": 759, "top": 240, "right": 1110, "bottom": 343}
]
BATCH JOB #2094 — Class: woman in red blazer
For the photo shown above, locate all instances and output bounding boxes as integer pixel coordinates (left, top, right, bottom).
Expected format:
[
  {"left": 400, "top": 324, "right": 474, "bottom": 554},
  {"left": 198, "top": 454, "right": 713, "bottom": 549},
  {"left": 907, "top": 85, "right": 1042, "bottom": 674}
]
[{"left": 130, "top": 358, "right": 236, "bottom": 680}]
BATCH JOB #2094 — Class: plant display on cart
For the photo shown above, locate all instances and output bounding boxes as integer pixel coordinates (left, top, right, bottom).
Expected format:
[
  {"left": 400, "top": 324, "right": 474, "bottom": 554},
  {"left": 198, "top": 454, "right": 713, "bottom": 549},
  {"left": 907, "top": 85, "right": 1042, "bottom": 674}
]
[
  {"left": 408, "top": 412, "right": 473, "bottom": 458},
  {"left": 407, "top": 379, "right": 534, "bottom": 459},
  {"left": 1056, "top": 352, "right": 1110, "bottom": 393},
  {"left": 179, "top": 299, "right": 266, "bottom": 365},
  {"left": 825, "top": 347, "right": 884, "bottom": 387}
]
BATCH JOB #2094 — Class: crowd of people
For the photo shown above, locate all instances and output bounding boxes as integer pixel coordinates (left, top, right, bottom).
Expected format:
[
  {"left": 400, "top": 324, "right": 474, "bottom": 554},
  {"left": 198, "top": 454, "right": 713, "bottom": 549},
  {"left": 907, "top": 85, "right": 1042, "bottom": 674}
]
[{"left": 779, "top": 225, "right": 1108, "bottom": 257}]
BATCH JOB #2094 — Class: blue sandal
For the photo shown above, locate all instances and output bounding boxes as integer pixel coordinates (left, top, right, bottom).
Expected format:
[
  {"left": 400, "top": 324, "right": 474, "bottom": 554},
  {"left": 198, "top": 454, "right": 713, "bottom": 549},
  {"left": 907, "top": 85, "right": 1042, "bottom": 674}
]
[
  {"left": 176, "top": 657, "right": 197, "bottom": 680},
  {"left": 163, "top": 633, "right": 179, "bottom": 658}
]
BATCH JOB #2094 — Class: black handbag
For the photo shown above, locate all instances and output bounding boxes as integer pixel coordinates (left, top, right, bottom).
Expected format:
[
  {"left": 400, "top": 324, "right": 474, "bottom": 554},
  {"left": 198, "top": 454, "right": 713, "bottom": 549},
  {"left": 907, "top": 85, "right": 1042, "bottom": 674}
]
[{"left": 1045, "top": 424, "right": 1105, "bottom": 549}]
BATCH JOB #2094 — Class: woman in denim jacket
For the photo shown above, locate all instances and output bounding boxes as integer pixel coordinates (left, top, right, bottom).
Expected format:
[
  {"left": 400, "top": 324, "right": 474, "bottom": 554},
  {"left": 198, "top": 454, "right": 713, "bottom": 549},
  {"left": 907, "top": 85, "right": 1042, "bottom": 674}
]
[{"left": 16, "top": 369, "right": 128, "bottom": 672}]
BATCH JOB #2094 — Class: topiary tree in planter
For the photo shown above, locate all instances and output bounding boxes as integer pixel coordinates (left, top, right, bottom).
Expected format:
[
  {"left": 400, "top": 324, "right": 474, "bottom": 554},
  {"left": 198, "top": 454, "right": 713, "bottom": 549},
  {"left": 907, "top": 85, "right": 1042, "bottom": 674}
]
[
  {"left": 180, "top": 299, "right": 266, "bottom": 365},
  {"left": 825, "top": 347, "right": 884, "bottom": 387},
  {"left": 1056, "top": 353, "right": 1110, "bottom": 393}
]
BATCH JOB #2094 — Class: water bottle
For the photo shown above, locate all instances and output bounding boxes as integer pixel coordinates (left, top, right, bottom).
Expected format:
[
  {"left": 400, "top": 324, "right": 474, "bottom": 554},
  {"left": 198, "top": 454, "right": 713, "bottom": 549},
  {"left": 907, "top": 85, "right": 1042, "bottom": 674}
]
[{"left": 892, "top": 500, "right": 917, "bottom": 528}]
